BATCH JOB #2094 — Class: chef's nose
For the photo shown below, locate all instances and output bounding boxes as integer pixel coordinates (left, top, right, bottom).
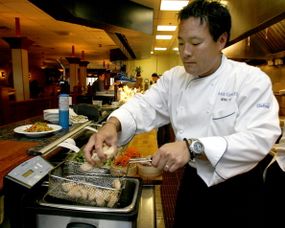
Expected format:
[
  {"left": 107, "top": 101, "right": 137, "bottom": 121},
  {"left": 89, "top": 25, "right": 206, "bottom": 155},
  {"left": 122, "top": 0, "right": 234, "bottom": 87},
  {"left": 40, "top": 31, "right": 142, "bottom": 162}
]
[{"left": 182, "top": 43, "right": 193, "bottom": 57}]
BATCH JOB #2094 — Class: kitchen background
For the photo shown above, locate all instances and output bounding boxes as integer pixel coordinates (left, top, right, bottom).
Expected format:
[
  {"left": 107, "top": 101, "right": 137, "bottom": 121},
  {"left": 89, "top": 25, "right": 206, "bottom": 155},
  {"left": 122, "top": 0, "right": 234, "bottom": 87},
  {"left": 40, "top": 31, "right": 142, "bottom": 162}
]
[{"left": 0, "top": 0, "right": 284, "bottom": 117}]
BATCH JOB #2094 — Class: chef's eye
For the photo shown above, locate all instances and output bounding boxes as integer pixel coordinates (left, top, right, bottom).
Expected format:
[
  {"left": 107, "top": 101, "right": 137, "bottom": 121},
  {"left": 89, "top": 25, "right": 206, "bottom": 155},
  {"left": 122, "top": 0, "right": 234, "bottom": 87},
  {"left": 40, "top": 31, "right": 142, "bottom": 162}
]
[{"left": 192, "top": 42, "right": 201, "bottom": 46}]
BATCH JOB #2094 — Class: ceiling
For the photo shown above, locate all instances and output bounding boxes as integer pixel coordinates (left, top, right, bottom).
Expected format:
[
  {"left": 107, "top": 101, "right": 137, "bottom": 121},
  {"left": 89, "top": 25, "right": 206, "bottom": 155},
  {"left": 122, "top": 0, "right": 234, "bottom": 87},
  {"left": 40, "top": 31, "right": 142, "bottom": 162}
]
[
  {"left": 0, "top": 0, "right": 180, "bottom": 69},
  {"left": 0, "top": 0, "right": 284, "bottom": 69}
]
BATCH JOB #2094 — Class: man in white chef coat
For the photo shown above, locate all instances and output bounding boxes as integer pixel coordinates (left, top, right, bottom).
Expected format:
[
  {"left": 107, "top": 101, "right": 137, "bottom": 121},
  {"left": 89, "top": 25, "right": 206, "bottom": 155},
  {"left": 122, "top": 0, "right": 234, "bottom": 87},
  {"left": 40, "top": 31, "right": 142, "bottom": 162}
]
[{"left": 84, "top": 0, "right": 281, "bottom": 227}]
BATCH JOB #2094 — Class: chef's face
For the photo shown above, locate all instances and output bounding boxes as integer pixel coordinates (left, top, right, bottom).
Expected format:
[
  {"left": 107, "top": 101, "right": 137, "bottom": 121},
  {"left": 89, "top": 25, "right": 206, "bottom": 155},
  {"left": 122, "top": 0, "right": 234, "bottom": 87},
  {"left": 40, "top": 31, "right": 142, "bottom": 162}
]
[{"left": 178, "top": 17, "right": 227, "bottom": 77}]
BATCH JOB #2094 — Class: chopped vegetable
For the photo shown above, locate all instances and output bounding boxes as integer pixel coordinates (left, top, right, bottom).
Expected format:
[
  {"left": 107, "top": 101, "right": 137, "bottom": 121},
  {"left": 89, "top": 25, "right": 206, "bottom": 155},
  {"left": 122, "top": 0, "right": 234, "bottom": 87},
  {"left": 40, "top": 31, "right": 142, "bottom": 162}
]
[
  {"left": 124, "top": 146, "right": 141, "bottom": 158},
  {"left": 114, "top": 154, "right": 130, "bottom": 167},
  {"left": 113, "top": 146, "right": 141, "bottom": 167}
]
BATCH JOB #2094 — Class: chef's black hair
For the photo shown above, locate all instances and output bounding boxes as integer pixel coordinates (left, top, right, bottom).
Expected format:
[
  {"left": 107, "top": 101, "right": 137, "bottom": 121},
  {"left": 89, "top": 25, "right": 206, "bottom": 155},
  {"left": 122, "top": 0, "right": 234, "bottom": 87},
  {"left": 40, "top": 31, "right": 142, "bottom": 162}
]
[{"left": 178, "top": 0, "right": 231, "bottom": 45}]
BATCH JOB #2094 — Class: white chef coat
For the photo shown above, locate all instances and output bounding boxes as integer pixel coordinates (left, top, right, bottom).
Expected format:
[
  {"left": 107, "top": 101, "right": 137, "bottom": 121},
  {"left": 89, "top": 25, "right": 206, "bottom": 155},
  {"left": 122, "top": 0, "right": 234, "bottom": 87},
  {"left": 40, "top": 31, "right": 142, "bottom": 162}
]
[{"left": 110, "top": 55, "right": 281, "bottom": 186}]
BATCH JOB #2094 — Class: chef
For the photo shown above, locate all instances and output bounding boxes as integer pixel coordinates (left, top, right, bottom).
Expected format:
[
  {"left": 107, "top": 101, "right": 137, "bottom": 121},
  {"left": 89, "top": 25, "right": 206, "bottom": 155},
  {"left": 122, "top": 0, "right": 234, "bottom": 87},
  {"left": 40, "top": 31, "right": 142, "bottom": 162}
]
[{"left": 84, "top": 0, "right": 281, "bottom": 227}]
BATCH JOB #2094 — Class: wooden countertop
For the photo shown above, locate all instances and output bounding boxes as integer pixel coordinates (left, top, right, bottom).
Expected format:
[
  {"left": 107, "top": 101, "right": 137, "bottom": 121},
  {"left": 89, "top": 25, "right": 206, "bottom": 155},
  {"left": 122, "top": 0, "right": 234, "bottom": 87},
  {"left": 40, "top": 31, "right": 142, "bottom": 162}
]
[
  {"left": 0, "top": 115, "right": 97, "bottom": 193},
  {"left": 0, "top": 140, "right": 39, "bottom": 193}
]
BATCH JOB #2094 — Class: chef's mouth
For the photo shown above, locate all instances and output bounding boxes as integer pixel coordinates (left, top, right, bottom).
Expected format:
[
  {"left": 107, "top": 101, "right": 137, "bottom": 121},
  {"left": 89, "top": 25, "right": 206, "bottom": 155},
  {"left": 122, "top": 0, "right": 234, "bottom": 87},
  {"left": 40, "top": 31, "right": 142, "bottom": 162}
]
[{"left": 184, "top": 62, "right": 196, "bottom": 65}]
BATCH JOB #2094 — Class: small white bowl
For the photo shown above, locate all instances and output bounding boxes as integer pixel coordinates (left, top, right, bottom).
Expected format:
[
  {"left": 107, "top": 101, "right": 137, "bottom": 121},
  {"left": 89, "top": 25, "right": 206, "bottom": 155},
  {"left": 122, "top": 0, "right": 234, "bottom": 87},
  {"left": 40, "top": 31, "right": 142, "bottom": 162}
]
[{"left": 137, "top": 163, "right": 162, "bottom": 178}]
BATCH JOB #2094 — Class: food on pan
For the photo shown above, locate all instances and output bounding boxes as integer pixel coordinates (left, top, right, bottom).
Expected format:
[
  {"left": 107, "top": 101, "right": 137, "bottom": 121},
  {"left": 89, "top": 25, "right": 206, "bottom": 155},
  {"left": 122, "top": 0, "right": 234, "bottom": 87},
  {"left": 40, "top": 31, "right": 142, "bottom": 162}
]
[
  {"left": 66, "top": 185, "right": 85, "bottom": 199},
  {"left": 107, "top": 192, "right": 119, "bottom": 208},
  {"left": 60, "top": 178, "right": 122, "bottom": 207},
  {"left": 112, "top": 178, "right": 121, "bottom": 190},
  {"left": 79, "top": 162, "right": 94, "bottom": 172},
  {"left": 61, "top": 182, "right": 76, "bottom": 192},
  {"left": 25, "top": 122, "right": 53, "bottom": 132},
  {"left": 94, "top": 189, "right": 105, "bottom": 206}
]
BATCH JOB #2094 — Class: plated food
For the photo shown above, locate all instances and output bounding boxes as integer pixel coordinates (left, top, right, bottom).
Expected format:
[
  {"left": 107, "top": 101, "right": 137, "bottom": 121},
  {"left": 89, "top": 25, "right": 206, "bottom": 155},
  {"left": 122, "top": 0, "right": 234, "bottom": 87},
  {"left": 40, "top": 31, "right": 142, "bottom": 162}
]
[
  {"left": 24, "top": 122, "right": 53, "bottom": 132},
  {"left": 13, "top": 123, "right": 62, "bottom": 137}
]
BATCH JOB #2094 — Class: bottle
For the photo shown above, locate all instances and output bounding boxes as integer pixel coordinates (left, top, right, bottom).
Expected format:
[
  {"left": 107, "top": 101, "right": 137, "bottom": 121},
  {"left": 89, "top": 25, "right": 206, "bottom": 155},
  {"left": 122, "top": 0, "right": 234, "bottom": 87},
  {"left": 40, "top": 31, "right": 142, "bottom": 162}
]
[
  {"left": 59, "top": 78, "right": 70, "bottom": 94},
  {"left": 59, "top": 93, "right": 69, "bottom": 129}
]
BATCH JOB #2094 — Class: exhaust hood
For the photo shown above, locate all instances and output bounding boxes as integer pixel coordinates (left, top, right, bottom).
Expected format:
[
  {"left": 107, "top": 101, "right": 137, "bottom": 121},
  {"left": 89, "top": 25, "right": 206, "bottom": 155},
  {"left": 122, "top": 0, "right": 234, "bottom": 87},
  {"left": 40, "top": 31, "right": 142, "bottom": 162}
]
[
  {"left": 28, "top": 0, "right": 154, "bottom": 60},
  {"left": 224, "top": 16, "right": 285, "bottom": 63}
]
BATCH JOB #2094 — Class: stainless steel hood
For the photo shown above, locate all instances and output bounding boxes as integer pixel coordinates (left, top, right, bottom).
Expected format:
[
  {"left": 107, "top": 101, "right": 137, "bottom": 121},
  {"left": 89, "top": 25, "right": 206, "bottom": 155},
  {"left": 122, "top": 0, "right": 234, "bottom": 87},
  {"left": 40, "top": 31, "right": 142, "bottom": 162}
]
[
  {"left": 224, "top": 0, "right": 285, "bottom": 63},
  {"left": 224, "top": 17, "right": 285, "bottom": 62},
  {"left": 27, "top": 0, "right": 154, "bottom": 60},
  {"left": 31, "top": 0, "right": 283, "bottom": 63}
]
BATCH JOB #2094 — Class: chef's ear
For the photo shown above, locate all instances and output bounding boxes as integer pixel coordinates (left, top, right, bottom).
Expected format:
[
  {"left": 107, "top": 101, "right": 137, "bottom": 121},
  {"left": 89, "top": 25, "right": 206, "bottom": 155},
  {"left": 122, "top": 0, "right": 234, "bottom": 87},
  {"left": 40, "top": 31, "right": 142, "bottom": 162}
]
[{"left": 217, "top": 32, "right": 228, "bottom": 50}]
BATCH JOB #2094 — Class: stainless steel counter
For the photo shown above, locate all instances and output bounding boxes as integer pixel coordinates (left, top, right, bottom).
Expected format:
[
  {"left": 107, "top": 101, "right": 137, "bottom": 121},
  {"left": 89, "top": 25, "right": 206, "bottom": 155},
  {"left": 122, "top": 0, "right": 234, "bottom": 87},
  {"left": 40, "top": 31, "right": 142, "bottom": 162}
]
[{"left": 137, "top": 186, "right": 155, "bottom": 228}]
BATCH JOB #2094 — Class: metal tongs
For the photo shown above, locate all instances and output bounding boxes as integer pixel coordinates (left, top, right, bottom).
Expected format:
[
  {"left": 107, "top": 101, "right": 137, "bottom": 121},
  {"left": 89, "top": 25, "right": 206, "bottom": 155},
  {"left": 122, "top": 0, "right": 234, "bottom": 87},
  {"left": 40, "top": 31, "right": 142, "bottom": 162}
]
[
  {"left": 115, "top": 156, "right": 153, "bottom": 177},
  {"left": 117, "top": 156, "right": 153, "bottom": 189},
  {"left": 128, "top": 156, "right": 152, "bottom": 164},
  {"left": 123, "top": 156, "right": 153, "bottom": 177}
]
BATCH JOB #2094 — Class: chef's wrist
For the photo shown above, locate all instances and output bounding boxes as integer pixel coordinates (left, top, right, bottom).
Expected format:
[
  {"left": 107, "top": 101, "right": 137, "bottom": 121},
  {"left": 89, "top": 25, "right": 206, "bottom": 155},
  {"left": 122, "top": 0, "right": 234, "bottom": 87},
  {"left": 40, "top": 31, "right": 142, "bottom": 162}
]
[
  {"left": 183, "top": 138, "right": 207, "bottom": 161},
  {"left": 104, "top": 117, "right": 121, "bottom": 132}
]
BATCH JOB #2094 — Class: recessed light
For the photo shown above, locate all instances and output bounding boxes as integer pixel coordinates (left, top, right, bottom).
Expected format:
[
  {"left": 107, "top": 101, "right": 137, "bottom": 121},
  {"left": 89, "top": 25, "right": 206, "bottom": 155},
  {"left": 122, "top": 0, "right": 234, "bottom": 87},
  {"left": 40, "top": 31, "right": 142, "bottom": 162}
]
[
  {"left": 172, "top": 47, "right": 178, "bottom": 51},
  {"left": 160, "top": 1, "right": 189, "bottom": 11},
  {"left": 156, "top": 35, "right": 173, "bottom": 40},
  {"left": 157, "top": 25, "right": 177, "bottom": 31},
  {"left": 154, "top": 47, "right": 167, "bottom": 51}
]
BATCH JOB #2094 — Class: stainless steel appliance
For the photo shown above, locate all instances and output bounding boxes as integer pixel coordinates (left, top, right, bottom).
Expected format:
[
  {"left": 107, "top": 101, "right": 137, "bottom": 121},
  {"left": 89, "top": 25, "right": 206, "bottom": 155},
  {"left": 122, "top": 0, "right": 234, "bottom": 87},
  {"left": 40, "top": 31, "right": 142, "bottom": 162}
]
[{"left": 4, "top": 122, "right": 143, "bottom": 228}]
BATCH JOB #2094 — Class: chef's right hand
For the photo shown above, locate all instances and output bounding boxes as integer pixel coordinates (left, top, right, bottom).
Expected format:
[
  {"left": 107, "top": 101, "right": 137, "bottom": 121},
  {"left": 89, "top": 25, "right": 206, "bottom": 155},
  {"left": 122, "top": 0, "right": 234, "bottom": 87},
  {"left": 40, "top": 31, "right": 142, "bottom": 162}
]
[{"left": 83, "top": 117, "right": 121, "bottom": 165}]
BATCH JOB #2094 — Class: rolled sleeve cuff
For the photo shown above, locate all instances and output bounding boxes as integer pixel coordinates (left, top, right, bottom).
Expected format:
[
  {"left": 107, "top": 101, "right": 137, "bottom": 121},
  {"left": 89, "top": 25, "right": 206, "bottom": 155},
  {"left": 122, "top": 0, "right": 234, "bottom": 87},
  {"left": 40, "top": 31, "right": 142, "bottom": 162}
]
[
  {"left": 108, "top": 108, "right": 137, "bottom": 146},
  {"left": 193, "top": 137, "right": 227, "bottom": 186},
  {"left": 199, "top": 136, "right": 227, "bottom": 167}
]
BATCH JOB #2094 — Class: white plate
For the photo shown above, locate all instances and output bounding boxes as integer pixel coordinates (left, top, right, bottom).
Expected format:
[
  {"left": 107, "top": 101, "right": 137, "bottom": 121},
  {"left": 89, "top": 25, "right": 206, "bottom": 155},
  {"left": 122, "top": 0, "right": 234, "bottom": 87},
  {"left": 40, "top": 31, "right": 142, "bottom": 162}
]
[
  {"left": 14, "top": 124, "right": 62, "bottom": 138},
  {"left": 43, "top": 109, "right": 59, "bottom": 114},
  {"left": 70, "top": 115, "right": 89, "bottom": 124}
]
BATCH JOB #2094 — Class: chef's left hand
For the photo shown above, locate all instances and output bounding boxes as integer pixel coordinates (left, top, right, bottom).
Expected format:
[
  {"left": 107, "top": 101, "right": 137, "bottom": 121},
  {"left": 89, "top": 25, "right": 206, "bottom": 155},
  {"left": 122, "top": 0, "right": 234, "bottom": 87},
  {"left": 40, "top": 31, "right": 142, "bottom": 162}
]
[{"left": 151, "top": 140, "right": 190, "bottom": 172}]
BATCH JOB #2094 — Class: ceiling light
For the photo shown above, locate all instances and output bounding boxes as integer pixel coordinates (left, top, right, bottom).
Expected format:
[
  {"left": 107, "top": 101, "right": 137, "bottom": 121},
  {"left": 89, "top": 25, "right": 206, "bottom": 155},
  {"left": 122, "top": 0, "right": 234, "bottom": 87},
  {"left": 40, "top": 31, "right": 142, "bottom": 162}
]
[
  {"left": 154, "top": 47, "right": 167, "bottom": 51},
  {"left": 156, "top": 35, "right": 173, "bottom": 40},
  {"left": 157, "top": 25, "right": 177, "bottom": 31},
  {"left": 172, "top": 47, "right": 179, "bottom": 51},
  {"left": 160, "top": 0, "right": 189, "bottom": 11}
]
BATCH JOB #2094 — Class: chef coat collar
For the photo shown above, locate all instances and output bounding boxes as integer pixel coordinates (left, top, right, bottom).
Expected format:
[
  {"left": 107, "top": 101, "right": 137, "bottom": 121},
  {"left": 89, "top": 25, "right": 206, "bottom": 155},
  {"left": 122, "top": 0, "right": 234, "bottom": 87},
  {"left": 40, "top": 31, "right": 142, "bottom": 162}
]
[{"left": 191, "top": 54, "right": 226, "bottom": 81}]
